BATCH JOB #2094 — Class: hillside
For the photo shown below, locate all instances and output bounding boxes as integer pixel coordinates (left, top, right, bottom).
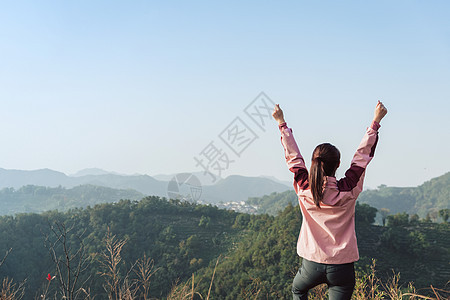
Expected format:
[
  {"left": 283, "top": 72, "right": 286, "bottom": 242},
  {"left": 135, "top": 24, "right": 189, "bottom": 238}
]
[{"left": 0, "top": 196, "right": 448, "bottom": 299}]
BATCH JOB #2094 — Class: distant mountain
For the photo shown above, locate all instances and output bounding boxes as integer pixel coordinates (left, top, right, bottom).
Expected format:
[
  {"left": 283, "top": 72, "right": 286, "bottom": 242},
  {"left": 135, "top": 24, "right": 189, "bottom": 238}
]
[
  {"left": 0, "top": 168, "right": 71, "bottom": 188},
  {"left": 154, "top": 171, "right": 294, "bottom": 188},
  {"left": 153, "top": 171, "right": 226, "bottom": 186},
  {"left": 259, "top": 175, "right": 292, "bottom": 187},
  {"left": 0, "top": 168, "right": 168, "bottom": 198},
  {"left": 74, "top": 174, "right": 167, "bottom": 196},
  {"left": 0, "top": 168, "right": 292, "bottom": 211},
  {"left": 152, "top": 173, "right": 175, "bottom": 182},
  {"left": 70, "top": 168, "right": 120, "bottom": 177},
  {"left": 2, "top": 167, "right": 447, "bottom": 217}
]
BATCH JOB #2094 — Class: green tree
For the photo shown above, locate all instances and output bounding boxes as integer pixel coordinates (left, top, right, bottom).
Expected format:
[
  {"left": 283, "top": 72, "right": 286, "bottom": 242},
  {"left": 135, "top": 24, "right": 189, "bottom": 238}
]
[
  {"left": 387, "top": 212, "right": 410, "bottom": 227},
  {"left": 198, "top": 215, "right": 210, "bottom": 228},
  {"left": 355, "top": 202, "right": 377, "bottom": 224},
  {"left": 379, "top": 208, "right": 390, "bottom": 226},
  {"left": 438, "top": 209, "right": 449, "bottom": 222}
]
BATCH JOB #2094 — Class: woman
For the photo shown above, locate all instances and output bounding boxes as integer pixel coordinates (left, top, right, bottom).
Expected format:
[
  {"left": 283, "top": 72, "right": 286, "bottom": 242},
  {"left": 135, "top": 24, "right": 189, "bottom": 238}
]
[{"left": 272, "top": 101, "right": 388, "bottom": 300}]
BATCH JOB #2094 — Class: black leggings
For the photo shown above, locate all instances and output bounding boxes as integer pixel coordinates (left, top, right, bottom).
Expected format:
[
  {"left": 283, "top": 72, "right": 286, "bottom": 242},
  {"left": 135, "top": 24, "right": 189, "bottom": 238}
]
[{"left": 292, "top": 258, "right": 355, "bottom": 300}]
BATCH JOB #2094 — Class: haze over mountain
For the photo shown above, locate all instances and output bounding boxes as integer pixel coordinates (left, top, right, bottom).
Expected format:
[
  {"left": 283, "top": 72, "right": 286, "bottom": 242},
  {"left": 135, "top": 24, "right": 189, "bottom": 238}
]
[
  {"left": 70, "top": 168, "right": 124, "bottom": 177},
  {"left": 0, "top": 168, "right": 291, "bottom": 214},
  {"left": 154, "top": 172, "right": 293, "bottom": 188},
  {"left": 201, "top": 175, "right": 291, "bottom": 204},
  {"left": 2, "top": 167, "right": 447, "bottom": 218},
  {"left": 0, "top": 167, "right": 166, "bottom": 196},
  {"left": 153, "top": 171, "right": 214, "bottom": 185}
]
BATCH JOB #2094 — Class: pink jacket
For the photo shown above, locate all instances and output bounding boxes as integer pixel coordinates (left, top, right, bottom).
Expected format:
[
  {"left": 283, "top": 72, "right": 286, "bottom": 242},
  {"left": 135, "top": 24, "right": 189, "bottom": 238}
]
[{"left": 279, "top": 120, "right": 380, "bottom": 264}]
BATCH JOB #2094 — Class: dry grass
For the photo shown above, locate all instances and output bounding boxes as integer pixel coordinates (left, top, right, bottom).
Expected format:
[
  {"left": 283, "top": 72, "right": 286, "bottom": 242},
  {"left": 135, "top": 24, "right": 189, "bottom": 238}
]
[
  {"left": 98, "top": 229, "right": 128, "bottom": 300},
  {"left": 166, "top": 274, "right": 203, "bottom": 300},
  {"left": 308, "top": 283, "right": 328, "bottom": 299},
  {"left": 2, "top": 242, "right": 448, "bottom": 299},
  {"left": 97, "top": 229, "right": 160, "bottom": 300},
  {"left": 0, "top": 278, "right": 25, "bottom": 300},
  {"left": 133, "top": 254, "right": 159, "bottom": 300},
  {"left": 353, "top": 259, "right": 386, "bottom": 299},
  {"left": 307, "top": 259, "right": 449, "bottom": 300}
]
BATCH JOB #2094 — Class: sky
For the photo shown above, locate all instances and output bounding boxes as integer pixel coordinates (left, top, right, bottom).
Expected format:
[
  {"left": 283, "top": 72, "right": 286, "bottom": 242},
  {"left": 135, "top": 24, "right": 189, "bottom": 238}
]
[{"left": 0, "top": 0, "right": 449, "bottom": 189}]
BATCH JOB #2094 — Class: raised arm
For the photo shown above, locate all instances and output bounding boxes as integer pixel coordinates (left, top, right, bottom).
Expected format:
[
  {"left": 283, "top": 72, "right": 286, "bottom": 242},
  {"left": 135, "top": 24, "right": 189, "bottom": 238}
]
[
  {"left": 337, "top": 101, "right": 388, "bottom": 195},
  {"left": 272, "top": 104, "right": 309, "bottom": 193}
]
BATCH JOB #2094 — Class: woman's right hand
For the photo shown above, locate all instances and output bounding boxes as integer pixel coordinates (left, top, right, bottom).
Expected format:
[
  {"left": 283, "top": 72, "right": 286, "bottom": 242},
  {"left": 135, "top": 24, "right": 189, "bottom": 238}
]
[
  {"left": 374, "top": 101, "right": 388, "bottom": 123},
  {"left": 272, "top": 104, "right": 286, "bottom": 125}
]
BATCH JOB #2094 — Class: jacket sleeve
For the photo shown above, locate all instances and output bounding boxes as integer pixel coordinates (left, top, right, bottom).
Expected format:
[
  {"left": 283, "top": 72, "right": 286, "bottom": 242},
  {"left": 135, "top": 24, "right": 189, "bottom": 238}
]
[
  {"left": 279, "top": 122, "right": 309, "bottom": 194},
  {"left": 337, "top": 121, "right": 381, "bottom": 197}
]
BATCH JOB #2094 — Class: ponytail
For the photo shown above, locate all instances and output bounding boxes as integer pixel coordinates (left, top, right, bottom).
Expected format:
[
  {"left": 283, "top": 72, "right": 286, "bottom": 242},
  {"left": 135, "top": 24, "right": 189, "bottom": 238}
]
[
  {"left": 309, "top": 143, "right": 341, "bottom": 208},
  {"left": 309, "top": 157, "right": 324, "bottom": 208}
]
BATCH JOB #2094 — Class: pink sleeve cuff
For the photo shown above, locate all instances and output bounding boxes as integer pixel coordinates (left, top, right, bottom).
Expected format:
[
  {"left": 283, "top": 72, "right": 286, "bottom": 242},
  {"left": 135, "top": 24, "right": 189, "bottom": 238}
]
[
  {"left": 370, "top": 120, "right": 381, "bottom": 131},
  {"left": 278, "top": 122, "right": 287, "bottom": 131}
]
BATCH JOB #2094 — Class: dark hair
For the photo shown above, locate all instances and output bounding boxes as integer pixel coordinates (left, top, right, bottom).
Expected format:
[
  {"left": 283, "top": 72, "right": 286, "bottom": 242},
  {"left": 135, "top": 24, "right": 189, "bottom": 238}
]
[{"left": 309, "top": 143, "right": 340, "bottom": 208}]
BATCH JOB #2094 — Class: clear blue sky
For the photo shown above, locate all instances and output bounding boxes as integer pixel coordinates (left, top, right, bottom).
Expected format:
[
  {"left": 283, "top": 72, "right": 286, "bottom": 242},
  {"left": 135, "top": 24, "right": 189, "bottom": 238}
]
[{"left": 0, "top": 1, "right": 449, "bottom": 188}]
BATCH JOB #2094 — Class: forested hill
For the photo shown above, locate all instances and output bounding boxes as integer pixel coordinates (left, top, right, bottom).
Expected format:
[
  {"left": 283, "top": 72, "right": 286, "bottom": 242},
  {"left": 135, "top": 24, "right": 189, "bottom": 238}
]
[
  {"left": 0, "top": 196, "right": 240, "bottom": 298},
  {"left": 0, "top": 184, "right": 144, "bottom": 215},
  {"left": 247, "top": 172, "right": 450, "bottom": 218},
  {"left": 247, "top": 189, "right": 297, "bottom": 216},
  {"left": 358, "top": 172, "right": 450, "bottom": 217},
  {"left": 193, "top": 204, "right": 450, "bottom": 298},
  {"left": 0, "top": 196, "right": 448, "bottom": 299}
]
